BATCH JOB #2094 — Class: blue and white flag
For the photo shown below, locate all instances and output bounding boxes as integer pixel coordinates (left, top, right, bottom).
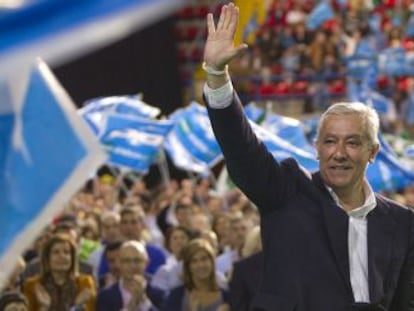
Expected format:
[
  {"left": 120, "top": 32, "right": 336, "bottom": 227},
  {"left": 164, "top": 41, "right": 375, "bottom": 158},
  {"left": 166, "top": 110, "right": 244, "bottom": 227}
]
[
  {"left": 250, "top": 121, "right": 319, "bottom": 172},
  {"left": 244, "top": 102, "right": 265, "bottom": 123},
  {"left": 262, "top": 113, "right": 316, "bottom": 155},
  {"left": 100, "top": 114, "right": 173, "bottom": 173},
  {"left": 80, "top": 95, "right": 161, "bottom": 135},
  {"left": 359, "top": 88, "right": 395, "bottom": 117},
  {"left": 378, "top": 46, "right": 406, "bottom": 76},
  {"left": 367, "top": 147, "right": 414, "bottom": 192},
  {"left": 164, "top": 102, "right": 222, "bottom": 174},
  {"left": 0, "top": 0, "right": 187, "bottom": 76},
  {"left": 306, "top": 1, "right": 334, "bottom": 30},
  {"left": 0, "top": 59, "right": 106, "bottom": 288}
]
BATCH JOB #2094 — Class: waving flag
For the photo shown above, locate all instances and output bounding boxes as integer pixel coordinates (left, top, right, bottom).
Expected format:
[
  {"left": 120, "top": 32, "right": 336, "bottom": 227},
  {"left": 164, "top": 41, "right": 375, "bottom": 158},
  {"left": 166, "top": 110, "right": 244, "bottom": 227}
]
[
  {"left": 0, "top": 0, "right": 187, "bottom": 76},
  {"left": 79, "top": 95, "right": 161, "bottom": 135},
  {"left": 367, "top": 147, "right": 414, "bottom": 192},
  {"left": 0, "top": 59, "right": 106, "bottom": 288},
  {"left": 250, "top": 121, "right": 319, "bottom": 172},
  {"left": 164, "top": 102, "right": 222, "bottom": 173},
  {"left": 262, "top": 113, "right": 316, "bottom": 155},
  {"left": 100, "top": 114, "right": 173, "bottom": 173},
  {"left": 244, "top": 102, "right": 265, "bottom": 123},
  {"left": 378, "top": 46, "right": 406, "bottom": 76},
  {"left": 306, "top": 1, "right": 334, "bottom": 30}
]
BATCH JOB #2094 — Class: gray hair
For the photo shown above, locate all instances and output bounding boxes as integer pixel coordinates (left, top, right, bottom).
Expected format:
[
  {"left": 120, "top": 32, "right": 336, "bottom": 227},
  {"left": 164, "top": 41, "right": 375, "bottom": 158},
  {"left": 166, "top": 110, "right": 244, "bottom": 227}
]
[
  {"left": 315, "top": 102, "right": 380, "bottom": 147},
  {"left": 121, "top": 240, "right": 148, "bottom": 260}
]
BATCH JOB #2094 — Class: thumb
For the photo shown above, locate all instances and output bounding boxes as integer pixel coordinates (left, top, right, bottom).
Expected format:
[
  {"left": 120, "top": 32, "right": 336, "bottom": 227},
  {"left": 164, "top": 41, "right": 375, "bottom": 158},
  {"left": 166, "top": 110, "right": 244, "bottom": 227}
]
[
  {"left": 233, "top": 43, "right": 249, "bottom": 58},
  {"left": 224, "top": 43, "right": 248, "bottom": 65}
]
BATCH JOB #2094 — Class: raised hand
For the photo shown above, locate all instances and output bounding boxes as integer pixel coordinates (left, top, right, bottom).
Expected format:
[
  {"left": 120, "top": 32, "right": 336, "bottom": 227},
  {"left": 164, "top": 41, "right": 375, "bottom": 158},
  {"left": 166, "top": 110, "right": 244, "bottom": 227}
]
[
  {"left": 34, "top": 283, "right": 51, "bottom": 308},
  {"left": 203, "top": 2, "right": 248, "bottom": 70},
  {"left": 74, "top": 287, "right": 93, "bottom": 306}
]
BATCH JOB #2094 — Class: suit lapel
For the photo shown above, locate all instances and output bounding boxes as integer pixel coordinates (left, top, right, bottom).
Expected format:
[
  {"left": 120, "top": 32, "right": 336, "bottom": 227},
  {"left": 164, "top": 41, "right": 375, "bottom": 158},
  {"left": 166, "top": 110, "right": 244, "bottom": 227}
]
[
  {"left": 311, "top": 172, "right": 353, "bottom": 297},
  {"left": 367, "top": 197, "right": 395, "bottom": 303}
]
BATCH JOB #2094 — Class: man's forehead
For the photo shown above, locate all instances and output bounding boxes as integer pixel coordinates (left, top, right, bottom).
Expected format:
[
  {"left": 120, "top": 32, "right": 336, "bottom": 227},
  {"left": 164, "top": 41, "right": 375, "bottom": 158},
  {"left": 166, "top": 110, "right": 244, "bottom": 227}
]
[{"left": 120, "top": 246, "right": 144, "bottom": 257}]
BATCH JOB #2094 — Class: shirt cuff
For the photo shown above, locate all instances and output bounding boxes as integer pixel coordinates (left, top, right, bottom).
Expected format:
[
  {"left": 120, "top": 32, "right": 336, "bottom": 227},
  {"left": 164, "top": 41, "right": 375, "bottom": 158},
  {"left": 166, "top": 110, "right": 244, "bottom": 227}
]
[{"left": 203, "top": 81, "right": 233, "bottom": 109}]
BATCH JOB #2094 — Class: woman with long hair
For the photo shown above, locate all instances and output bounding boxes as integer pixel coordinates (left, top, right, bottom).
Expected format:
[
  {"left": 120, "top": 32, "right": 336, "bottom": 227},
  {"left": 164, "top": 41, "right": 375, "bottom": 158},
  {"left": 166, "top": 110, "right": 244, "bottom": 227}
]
[
  {"left": 162, "top": 238, "right": 229, "bottom": 311},
  {"left": 22, "top": 234, "right": 96, "bottom": 311}
]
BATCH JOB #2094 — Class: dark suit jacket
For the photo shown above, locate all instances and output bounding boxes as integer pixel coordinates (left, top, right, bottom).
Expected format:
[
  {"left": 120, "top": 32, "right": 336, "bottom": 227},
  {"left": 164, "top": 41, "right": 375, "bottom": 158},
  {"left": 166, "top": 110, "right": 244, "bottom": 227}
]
[
  {"left": 229, "top": 251, "right": 263, "bottom": 311},
  {"left": 206, "top": 95, "right": 414, "bottom": 311},
  {"left": 97, "top": 281, "right": 162, "bottom": 311}
]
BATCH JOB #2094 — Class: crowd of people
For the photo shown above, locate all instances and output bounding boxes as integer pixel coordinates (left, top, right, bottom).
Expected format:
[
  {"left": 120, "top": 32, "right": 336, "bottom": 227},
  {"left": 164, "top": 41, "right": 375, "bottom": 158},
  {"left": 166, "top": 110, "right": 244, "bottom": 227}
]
[
  {"left": 1, "top": 170, "right": 262, "bottom": 310},
  {"left": 230, "top": 0, "right": 414, "bottom": 136}
]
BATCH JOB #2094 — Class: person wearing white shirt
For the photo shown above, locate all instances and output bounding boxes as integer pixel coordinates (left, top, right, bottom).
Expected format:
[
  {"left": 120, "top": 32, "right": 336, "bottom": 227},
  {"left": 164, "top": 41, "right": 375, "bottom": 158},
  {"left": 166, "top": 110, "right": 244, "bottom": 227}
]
[{"left": 201, "top": 3, "right": 414, "bottom": 310}]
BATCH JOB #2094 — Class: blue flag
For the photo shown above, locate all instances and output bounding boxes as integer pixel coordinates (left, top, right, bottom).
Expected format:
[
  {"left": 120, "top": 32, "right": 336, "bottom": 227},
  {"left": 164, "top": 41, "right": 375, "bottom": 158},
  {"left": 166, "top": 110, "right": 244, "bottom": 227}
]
[
  {"left": 0, "top": 59, "right": 106, "bottom": 287},
  {"left": 244, "top": 102, "right": 265, "bottom": 123},
  {"left": 367, "top": 147, "right": 414, "bottom": 192},
  {"left": 100, "top": 114, "right": 173, "bottom": 173},
  {"left": 80, "top": 95, "right": 161, "bottom": 135},
  {"left": 378, "top": 46, "right": 406, "bottom": 76},
  {"left": 164, "top": 102, "right": 222, "bottom": 173},
  {"left": 306, "top": 1, "right": 334, "bottom": 30},
  {"left": 262, "top": 113, "right": 316, "bottom": 155},
  {"left": 0, "top": 0, "right": 186, "bottom": 75},
  {"left": 359, "top": 88, "right": 395, "bottom": 117},
  {"left": 250, "top": 121, "right": 319, "bottom": 172}
]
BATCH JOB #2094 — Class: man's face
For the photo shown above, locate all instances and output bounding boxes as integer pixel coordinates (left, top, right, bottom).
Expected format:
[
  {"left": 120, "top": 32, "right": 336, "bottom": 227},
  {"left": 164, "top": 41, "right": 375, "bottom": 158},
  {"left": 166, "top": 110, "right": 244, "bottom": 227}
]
[
  {"left": 229, "top": 220, "right": 248, "bottom": 249},
  {"left": 120, "top": 212, "right": 144, "bottom": 241},
  {"left": 316, "top": 114, "right": 378, "bottom": 193},
  {"left": 101, "top": 217, "right": 121, "bottom": 242},
  {"left": 119, "top": 246, "right": 147, "bottom": 281}
]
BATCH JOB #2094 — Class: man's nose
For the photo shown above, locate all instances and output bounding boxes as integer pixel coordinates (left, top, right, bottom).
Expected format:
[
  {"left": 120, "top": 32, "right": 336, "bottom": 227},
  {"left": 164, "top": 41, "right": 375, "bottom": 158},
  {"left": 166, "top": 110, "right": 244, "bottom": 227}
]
[{"left": 333, "top": 143, "right": 346, "bottom": 159}]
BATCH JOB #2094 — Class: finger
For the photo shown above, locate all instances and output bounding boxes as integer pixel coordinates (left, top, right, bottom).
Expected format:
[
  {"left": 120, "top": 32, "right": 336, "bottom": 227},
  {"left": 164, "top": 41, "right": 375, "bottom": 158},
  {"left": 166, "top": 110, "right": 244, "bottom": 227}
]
[
  {"left": 228, "top": 5, "right": 240, "bottom": 35},
  {"left": 217, "top": 4, "right": 228, "bottom": 30},
  {"left": 223, "top": 2, "right": 236, "bottom": 30},
  {"left": 206, "top": 13, "right": 215, "bottom": 35}
]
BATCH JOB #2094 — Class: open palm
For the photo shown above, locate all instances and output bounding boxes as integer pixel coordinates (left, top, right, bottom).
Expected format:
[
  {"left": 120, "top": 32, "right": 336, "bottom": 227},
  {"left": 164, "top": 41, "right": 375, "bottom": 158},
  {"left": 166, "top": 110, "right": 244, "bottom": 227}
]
[{"left": 203, "top": 3, "right": 247, "bottom": 69}]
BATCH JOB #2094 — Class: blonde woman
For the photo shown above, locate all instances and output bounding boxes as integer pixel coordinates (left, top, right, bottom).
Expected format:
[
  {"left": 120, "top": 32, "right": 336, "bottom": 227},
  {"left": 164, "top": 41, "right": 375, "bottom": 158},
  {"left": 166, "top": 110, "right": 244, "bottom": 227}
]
[{"left": 163, "top": 239, "right": 229, "bottom": 311}]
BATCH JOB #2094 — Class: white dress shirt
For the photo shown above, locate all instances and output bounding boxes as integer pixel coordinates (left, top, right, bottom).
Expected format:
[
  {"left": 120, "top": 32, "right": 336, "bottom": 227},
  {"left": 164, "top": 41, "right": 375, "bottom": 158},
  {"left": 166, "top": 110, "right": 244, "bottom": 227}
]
[
  {"left": 119, "top": 279, "right": 152, "bottom": 311},
  {"left": 204, "top": 80, "right": 377, "bottom": 303},
  {"left": 327, "top": 182, "right": 376, "bottom": 303}
]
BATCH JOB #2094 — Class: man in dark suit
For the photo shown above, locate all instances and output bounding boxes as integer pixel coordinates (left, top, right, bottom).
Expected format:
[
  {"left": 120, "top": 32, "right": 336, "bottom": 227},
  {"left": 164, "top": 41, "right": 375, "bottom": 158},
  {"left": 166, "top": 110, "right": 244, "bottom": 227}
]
[
  {"left": 96, "top": 240, "right": 163, "bottom": 311},
  {"left": 202, "top": 3, "right": 414, "bottom": 310}
]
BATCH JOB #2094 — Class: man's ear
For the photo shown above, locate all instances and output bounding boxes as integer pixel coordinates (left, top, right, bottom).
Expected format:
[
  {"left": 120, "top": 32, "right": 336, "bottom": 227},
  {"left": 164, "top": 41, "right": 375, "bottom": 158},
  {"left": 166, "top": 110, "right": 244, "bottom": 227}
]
[{"left": 369, "top": 144, "right": 380, "bottom": 163}]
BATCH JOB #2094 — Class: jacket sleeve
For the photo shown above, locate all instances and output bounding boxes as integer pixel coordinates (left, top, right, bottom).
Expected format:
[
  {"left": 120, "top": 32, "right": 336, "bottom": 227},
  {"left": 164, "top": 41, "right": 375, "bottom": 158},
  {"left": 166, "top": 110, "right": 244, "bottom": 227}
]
[{"left": 206, "top": 93, "right": 297, "bottom": 213}]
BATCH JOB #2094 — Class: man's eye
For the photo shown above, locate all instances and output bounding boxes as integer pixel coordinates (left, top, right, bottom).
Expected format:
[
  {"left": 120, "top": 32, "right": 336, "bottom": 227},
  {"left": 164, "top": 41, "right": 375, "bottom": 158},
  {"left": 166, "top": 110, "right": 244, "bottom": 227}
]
[{"left": 347, "top": 141, "right": 360, "bottom": 146}]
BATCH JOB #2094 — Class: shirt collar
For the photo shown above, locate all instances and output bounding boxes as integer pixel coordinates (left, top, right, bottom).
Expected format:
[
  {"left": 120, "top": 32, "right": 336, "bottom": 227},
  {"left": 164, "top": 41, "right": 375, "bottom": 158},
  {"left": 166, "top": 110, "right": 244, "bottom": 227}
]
[
  {"left": 326, "top": 180, "right": 376, "bottom": 219},
  {"left": 119, "top": 278, "right": 132, "bottom": 307}
]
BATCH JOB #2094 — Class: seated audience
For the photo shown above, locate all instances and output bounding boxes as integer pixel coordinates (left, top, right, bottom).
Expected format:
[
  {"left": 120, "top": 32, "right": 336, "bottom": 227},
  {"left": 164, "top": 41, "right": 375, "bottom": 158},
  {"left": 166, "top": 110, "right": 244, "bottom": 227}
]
[
  {"left": 97, "top": 240, "right": 163, "bottom": 310},
  {"left": 162, "top": 239, "right": 230, "bottom": 311},
  {"left": 22, "top": 234, "right": 96, "bottom": 311}
]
